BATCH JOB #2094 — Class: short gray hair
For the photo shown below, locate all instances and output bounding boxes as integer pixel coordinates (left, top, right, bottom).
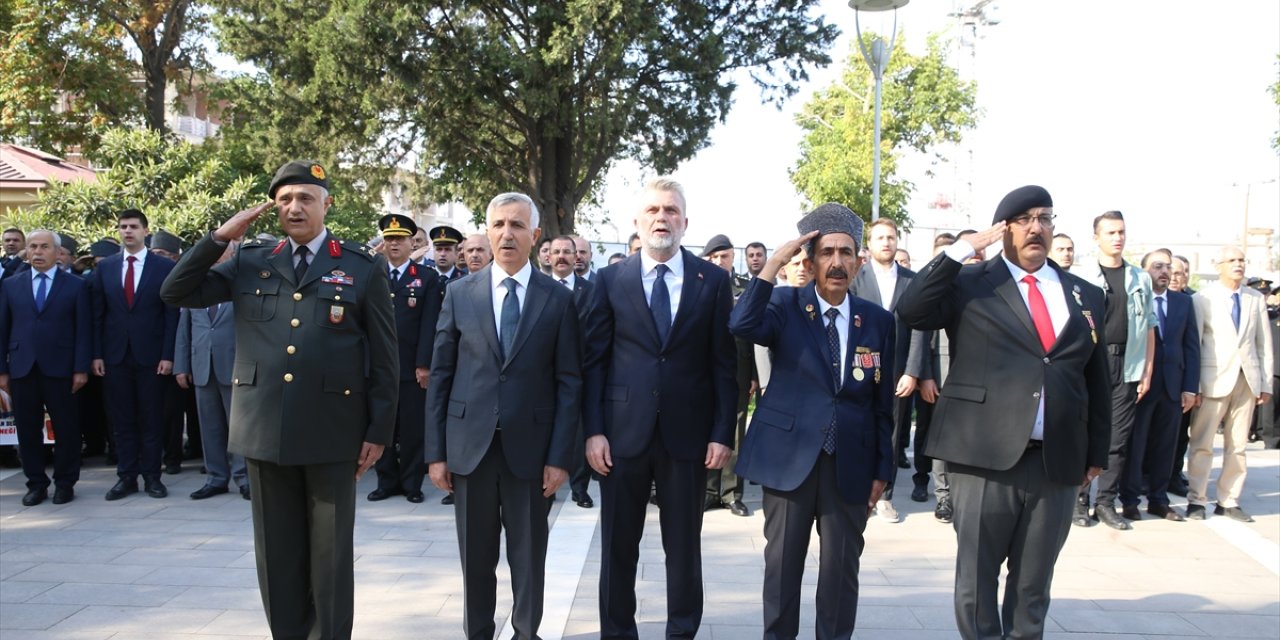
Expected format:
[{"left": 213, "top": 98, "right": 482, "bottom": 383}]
[
  {"left": 486, "top": 193, "right": 540, "bottom": 229},
  {"left": 642, "top": 177, "right": 687, "bottom": 213},
  {"left": 28, "top": 229, "right": 61, "bottom": 248}
]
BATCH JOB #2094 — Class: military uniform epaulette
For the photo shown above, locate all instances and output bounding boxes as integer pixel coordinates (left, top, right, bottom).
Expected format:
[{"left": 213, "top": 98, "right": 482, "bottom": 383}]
[
  {"left": 241, "top": 237, "right": 266, "bottom": 248},
  {"left": 733, "top": 273, "right": 751, "bottom": 287},
  {"left": 337, "top": 238, "right": 379, "bottom": 261}
]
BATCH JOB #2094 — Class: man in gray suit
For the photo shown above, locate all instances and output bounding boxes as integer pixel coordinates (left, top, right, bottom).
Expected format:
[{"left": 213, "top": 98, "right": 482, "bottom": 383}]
[
  {"left": 426, "top": 193, "right": 582, "bottom": 640},
  {"left": 161, "top": 160, "right": 398, "bottom": 640},
  {"left": 174, "top": 241, "right": 248, "bottom": 500}
]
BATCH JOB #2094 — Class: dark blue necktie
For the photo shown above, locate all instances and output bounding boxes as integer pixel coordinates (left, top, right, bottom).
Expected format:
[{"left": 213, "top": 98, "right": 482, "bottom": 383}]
[
  {"left": 34, "top": 273, "right": 48, "bottom": 313},
  {"left": 1231, "top": 291, "right": 1241, "bottom": 333},
  {"left": 1155, "top": 296, "right": 1166, "bottom": 340},
  {"left": 500, "top": 278, "right": 520, "bottom": 358},
  {"left": 294, "top": 246, "right": 310, "bottom": 282},
  {"left": 650, "top": 264, "right": 671, "bottom": 344},
  {"left": 823, "top": 307, "right": 841, "bottom": 454}
]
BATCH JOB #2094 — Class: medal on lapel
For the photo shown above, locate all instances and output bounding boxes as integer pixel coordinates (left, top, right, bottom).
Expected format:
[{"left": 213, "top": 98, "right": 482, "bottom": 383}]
[
  {"left": 329, "top": 305, "right": 345, "bottom": 324},
  {"left": 852, "top": 368, "right": 865, "bottom": 382},
  {"left": 805, "top": 304, "right": 815, "bottom": 320},
  {"left": 1071, "top": 284, "right": 1083, "bottom": 308},
  {"left": 853, "top": 314, "right": 862, "bottom": 328},
  {"left": 1082, "top": 309, "right": 1097, "bottom": 344}
]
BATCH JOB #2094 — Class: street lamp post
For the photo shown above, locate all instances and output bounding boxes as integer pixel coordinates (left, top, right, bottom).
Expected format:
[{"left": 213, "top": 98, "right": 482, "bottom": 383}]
[{"left": 849, "top": 0, "right": 908, "bottom": 222}]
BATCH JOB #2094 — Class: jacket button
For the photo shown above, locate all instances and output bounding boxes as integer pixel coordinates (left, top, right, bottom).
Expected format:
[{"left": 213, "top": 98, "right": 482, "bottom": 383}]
[
  {"left": 334, "top": 295, "right": 341, "bottom": 301},
  {"left": 255, "top": 289, "right": 261, "bottom": 295},
  {"left": 283, "top": 373, "right": 294, "bottom": 382},
  {"left": 291, "top": 318, "right": 300, "bottom": 327},
  {"left": 652, "top": 390, "right": 659, "bottom": 397},
  {"left": 293, "top": 292, "right": 302, "bottom": 301},
  {"left": 390, "top": 293, "right": 396, "bottom": 298},
  {"left": 493, "top": 407, "right": 499, "bottom": 415},
  {"left": 1032, "top": 391, "right": 1040, "bottom": 399},
  {"left": 232, "top": 378, "right": 239, "bottom": 385},
  {"left": 344, "top": 390, "right": 351, "bottom": 396},
  {"left": 286, "top": 345, "right": 296, "bottom": 355},
  {"left": 499, "top": 375, "right": 507, "bottom": 382},
  {"left": 1043, "top": 357, "right": 1050, "bottom": 364},
  {"left": 660, "top": 357, "right": 666, "bottom": 363}
]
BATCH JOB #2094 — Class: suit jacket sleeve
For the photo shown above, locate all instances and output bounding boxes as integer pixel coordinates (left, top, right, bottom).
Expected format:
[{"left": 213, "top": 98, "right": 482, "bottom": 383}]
[
  {"left": 174, "top": 307, "right": 193, "bottom": 376},
  {"left": 1084, "top": 285, "right": 1112, "bottom": 469},
  {"left": 90, "top": 268, "right": 105, "bottom": 360},
  {"left": 549, "top": 291, "right": 584, "bottom": 470},
  {"left": 728, "top": 278, "right": 782, "bottom": 347},
  {"left": 898, "top": 253, "right": 963, "bottom": 331},
  {"left": 159, "top": 233, "right": 235, "bottom": 308},
  {"left": 1181, "top": 299, "right": 1201, "bottom": 395},
  {"left": 424, "top": 282, "right": 460, "bottom": 463},
  {"left": 875, "top": 318, "right": 898, "bottom": 481},
  {"left": 0, "top": 285, "right": 10, "bottom": 376},
  {"left": 918, "top": 330, "right": 936, "bottom": 381},
  {"left": 1192, "top": 293, "right": 1209, "bottom": 393},
  {"left": 1257, "top": 295, "right": 1276, "bottom": 385},
  {"left": 73, "top": 280, "right": 91, "bottom": 374},
  {"left": 161, "top": 286, "right": 179, "bottom": 363},
  {"left": 361, "top": 255, "right": 399, "bottom": 446},
  {"left": 415, "top": 274, "right": 443, "bottom": 370},
  {"left": 581, "top": 270, "right": 615, "bottom": 439},
  {"left": 903, "top": 328, "right": 927, "bottom": 378},
  {"left": 709, "top": 270, "right": 738, "bottom": 447}
]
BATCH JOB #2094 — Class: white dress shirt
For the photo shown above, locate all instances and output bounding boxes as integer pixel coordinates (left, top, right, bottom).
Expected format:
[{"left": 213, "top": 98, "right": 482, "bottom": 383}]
[
  {"left": 287, "top": 232, "right": 328, "bottom": 269},
  {"left": 639, "top": 251, "right": 684, "bottom": 323},
  {"left": 816, "top": 293, "right": 851, "bottom": 385},
  {"left": 872, "top": 261, "right": 898, "bottom": 311},
  {"left": 556, "top": 272, "right": 577, "bottom": 290},
  {"left": 121, "top": 246, "right": 148, "bottom": 290},
  {"left": 491, "top": 261, "right": 533, "bottom": 331}
]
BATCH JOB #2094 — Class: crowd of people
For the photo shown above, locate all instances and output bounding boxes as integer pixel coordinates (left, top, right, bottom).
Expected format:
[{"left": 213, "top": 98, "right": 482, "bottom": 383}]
[{"left": 1, "top": 160, "right": 1277, "bottom": 640}]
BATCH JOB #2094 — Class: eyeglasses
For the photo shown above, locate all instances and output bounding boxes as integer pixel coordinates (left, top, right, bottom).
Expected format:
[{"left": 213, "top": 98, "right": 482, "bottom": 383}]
[{"left": 1008, "top": 213, "right": 1056, "bottom": 227}]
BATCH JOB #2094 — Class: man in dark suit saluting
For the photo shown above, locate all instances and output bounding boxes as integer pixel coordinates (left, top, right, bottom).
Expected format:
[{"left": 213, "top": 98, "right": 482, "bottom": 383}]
[
  {"left": 898, "top": 186, "right": 1111, "bottom": 640},
  {"left": 583, "top": 177, "right": 737, "bottom": 639},
  {"left": 730, "top": 205, "right": 895, "bottom": 639},
  {"left": 0, "top": 230, "right": 91, "bottom": 506},
  {"left": 426, "top": 193, "right": 581, "bottom": 640},
  {"left": 162, "top": 160, "right": 398, "bottom": 640}
]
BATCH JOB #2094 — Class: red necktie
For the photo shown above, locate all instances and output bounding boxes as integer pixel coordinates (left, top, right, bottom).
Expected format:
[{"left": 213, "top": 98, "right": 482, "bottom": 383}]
[
  {"left": 1021, "top": 275, "right": 1055, "bottom": 352},
  {"left": 124, "top": 256, "right": 137, "bottom": 308}
]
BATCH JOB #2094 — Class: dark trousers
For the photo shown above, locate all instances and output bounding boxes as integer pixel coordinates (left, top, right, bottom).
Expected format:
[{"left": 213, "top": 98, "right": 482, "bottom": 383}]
[
  {"left": 599, "top": 436, "right": 707, "bottom": 639},
  {"left": 163, "top": 377, "right": 200, "bottom": 466},
  {"left": 374, "top": 381, "right": 426, "bottom": 493},
  {"left": 1169, "top": 410, "right": 1192, "bottom": 488},
  {"left": 1081, "top": 352, "right": 1137, "bottom": 507},
  {"left": 103, "top": 354, "right": 167, "bottom": 480},
  {"left": 912, "top": 397, "right": 935, "bottom": 488},
  {"left": 78, "top": 374, "right": 110, "bottom": 455},
  {"left": 247, "top": 458, "right": 356, "bottom": 640},
  {"left": 707, "top": 388, "right": 749, "bottom": 503},
  {"left": 950, "top": 448, "right": 1076, "bottom": 640},
  {"left": 570, "top": 414, "right": 591, "bottom": 496},
  {"left": 1122, "top": 384, "right": 1181, "bottom": 509},
  {"left": 761, "top": 452, "right": 868, "bottom": 640},
  {"left": 883, "top": 392, "right": 913, "bottom": 499},
  {"left": 11, "top": 367, "right": 81, "bottom": 491},
  {"left": 452, "top": 432, "right": 548, "bottom": 640}
]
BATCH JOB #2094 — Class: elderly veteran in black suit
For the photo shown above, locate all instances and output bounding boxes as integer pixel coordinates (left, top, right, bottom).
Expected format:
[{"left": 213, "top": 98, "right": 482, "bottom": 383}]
[
  {"left": 162, "top": 160, "right": 398, "bottom": 640},
  {"left": 730, "top": 205, "right": 895, "bottom": 640},
  {"left": 898, "top": 186, "right": 1111, "bottom": 640},
  {"left": 368, "top": 213, "right": 442, "bottom": 504},
  {"left": 426, "top": 193, "right": 582, "bottom": 640}
]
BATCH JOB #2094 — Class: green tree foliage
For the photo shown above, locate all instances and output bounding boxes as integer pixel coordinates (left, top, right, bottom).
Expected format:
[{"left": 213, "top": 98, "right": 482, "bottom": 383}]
[
  {"left": 211, "top": 0, "right": 838, "bottom": 236},
  {"left": 791, "top": 33, "right": 979, "bottom": 228},
  {"left": 0, "top": 0, "right": 208, "bottom": 155},
  {"left": 1, "top": 128, "right": 382, "bottom": 250}
]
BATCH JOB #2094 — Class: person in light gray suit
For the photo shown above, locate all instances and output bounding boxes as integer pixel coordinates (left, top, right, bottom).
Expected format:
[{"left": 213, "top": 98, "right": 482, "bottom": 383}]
[{"left": 174, "top": 241, "right": 247, "bottom": 500}]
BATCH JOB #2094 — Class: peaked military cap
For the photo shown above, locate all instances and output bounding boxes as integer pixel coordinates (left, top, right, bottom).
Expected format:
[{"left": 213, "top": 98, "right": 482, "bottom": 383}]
[
  {"left": 429, "top": 225, "right": 464, "bottom": 246},
  {"left": 379, "top": 213, "right": 417, "bottom": 238}
]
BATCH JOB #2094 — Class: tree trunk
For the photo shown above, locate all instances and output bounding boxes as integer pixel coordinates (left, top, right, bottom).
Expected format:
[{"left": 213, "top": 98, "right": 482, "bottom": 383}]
[{"left": 142, "top": 61, "right": 167, "bottom": 133}]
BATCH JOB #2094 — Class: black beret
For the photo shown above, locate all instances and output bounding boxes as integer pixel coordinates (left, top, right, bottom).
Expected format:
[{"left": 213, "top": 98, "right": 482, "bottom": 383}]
[
  {"left": 701, "top": 234, "right": 733, "bottom": 257},
  {"left": 59, "top": 235, "right": 79, "bottom": 256},
  {"left": 268, "top": 160, "right": 329, "bottom": 199},
  {"left": 429, "top": 225, "right": 464, "bottom": 246},
  {"left": 90, "top": 240, "right": 118, "bottom": 258},
  {"left": 993, "top": 185, "right": 1053, "bottom": 224},
  {"left": 379, "top": 213, "right": 417, "bottom": 238},
  {"left": 797, "top": 203, "right": 863, "bottom": 245},
  {"left": 150, "top": 230, "right": 181, "bottom": 254}
]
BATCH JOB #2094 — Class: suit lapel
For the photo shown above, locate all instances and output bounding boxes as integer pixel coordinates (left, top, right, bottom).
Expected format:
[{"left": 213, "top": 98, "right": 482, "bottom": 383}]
[
  {"left": 505, "top": 272, "right": 550, "bottom": 368},
  {"left": 890, "top": 269, "right": 910, "bottom": 311},
  {"left": 669, "top": 249, "right": 703, "bottom": 346},
  {"left": 134, "top": 256, "right": 158, "bottom": 299},
  {"left": 468, "top": 266, "right": 503, "bottom": 362},
  {"left": 40, "top": 271, "right": 66, "bottom": 316},
  {"left": 799, "top": 284, "right": 840, "bottom": 391},
  {"left": 268, "top": 245, "right": 297, "bottom": 286},
  {"left": 103, "top": 258, "right": 125, "bottom": 304},
  {"left": 853, "top": 268, "right": 881, "bottom": 307},
  {"left": 985, "top": 259, "right": 1042, "bottom": 353},
  {"left": 620, "top": 255, "right": 661, "bottom": 347}
]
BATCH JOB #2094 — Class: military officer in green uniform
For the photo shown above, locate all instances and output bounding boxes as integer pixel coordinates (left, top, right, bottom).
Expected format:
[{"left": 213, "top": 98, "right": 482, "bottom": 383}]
[{"left": 161, "top": 160, "right": 398, "bottom": 640}]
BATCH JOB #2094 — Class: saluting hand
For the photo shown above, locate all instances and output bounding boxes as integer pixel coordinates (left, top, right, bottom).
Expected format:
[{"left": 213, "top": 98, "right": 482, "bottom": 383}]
[
  {"left": 214, "top": 201, "right": 274, "bottom": 243},
  {"left": 964, "top": 221, "right": 1007, "bottom": 256},
  {"left": 757, "top": 231, "right": 819, "bottom": 283}
]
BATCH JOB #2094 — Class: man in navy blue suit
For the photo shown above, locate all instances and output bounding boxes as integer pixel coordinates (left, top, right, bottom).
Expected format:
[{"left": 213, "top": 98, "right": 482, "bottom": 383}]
[
  {"left": 583, "top": 177, "right": 737, "bottom": 639},
  {"left": 0, "top": 230, "right": 91, "bottom": 505},
  {"left": 1120, "top": 249, "right": 1200, "bottom": 521},
  {"left": 730, "top": 205, "right": 895, "bottom": 639},
  {"left": 91, "top": 209, "right": 179, "bottom": 500}
]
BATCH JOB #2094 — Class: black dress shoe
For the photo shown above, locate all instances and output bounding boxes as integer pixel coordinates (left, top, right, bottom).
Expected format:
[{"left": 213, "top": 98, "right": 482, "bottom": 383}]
[
  {"left": 1148, "top": 504, "right": 1185, "bottom": 521},
  {"left": 1120, "top": 505, "right": 1142, "bottom": 521},
  {"left": 164, "top": 462, "right": 182, "bottom": 475},
  {"left": 189, "top": 485, "right": 229, "bottom": 500},
  {"left": 1093, "top": 505, "right": 1132, "bottom": 530},
  {"left": 405, "top": 491, "right": 425, "bottom": 503},
  {"left": 441, "top": 493, "right": 455, "bottom": 505},
  {"left": 52, "top": 486, "right": 74, "bottom": 504},
  {"left": 572, "top": 492, "right": 594, "bottom": 508},
  {"left": 934, "top": 497, "right": 953, "bottom": 523},
  {"left": 910, "top": 484, "right": 929, "bottom": 503},
  {"left": 1186, "top": 504, "right": 1206, "bottom": 520},
  {"left": 703, "top": 497, "right": 724, "bottom": 512},
  {"left": 240, "top": 485, "right": 251, "bottom": 501},
  {"left": 896, "top": 452, "right": 911, "bottom": 469},
  {"left": 727, "top": 500, "right": 751, "bottom": 517},
  {"left": 1167, "top": 482, "right": 1189, "bottom": 498},
  {"left": 1071, "top": 504, "right": 1094, "bottom": 528},
  {"left": 22, "top": 487, "right": 48, "bottom": 506},
  {"left": 105, "top": 478, "right": 138, "bottom": 501},
  {"left": 1214, "top": 504, "right": 1255, "bottom": 523},
  {"left": 367, "top": 488, "right": 398, "bottom": 501},
  {"left": 143, "top": 478, "right": 168, "bottom": 498}
]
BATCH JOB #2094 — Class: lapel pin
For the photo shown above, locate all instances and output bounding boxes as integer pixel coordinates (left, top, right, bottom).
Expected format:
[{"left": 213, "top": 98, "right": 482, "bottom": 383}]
[{"left": 853, "top": 314, "right": 862, "bottom": 328}]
